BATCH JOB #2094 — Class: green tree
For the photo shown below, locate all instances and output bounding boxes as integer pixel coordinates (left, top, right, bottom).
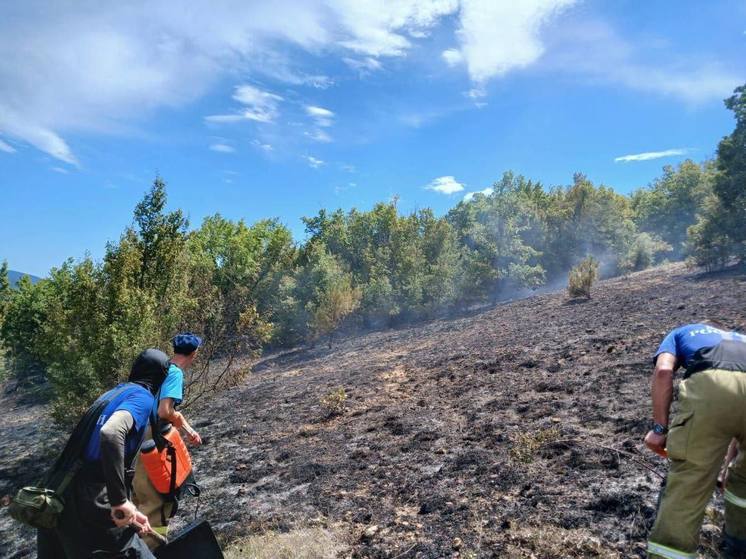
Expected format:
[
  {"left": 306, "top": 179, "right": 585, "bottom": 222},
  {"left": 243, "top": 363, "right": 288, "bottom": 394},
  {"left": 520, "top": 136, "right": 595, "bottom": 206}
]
[
  {"left": 690, "top": 84, "right": 746, "bottom": 267},
  {"left": 190, "top": 214, "right": 295, "bottom": 352},
  {"left": 1, "top": 275, "right": 52, "bottom": 382},
  {"left": 448, "top": 172, "right": 545, "bottom": 302},
  {"left": 293, "top": 245, "right": 359, "bottom": 346},
  {"left": 621, "top": 233, "right": 672, "bottom": 272},
  {"left": 0, "top": 260, "right": 9, "bottom": 324},
  {"left": 632, "top": 160, "right": 713, "bottom": 259}
]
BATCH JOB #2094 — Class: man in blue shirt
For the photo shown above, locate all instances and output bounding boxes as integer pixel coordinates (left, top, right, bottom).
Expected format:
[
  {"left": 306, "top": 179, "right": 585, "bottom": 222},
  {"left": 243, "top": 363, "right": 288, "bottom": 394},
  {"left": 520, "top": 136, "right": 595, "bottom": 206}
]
[
  {"left": 133, "top": 332, "right": 203, "bottom": 549},
  {"left": 38, "top": 348, "right": 171, "bottom": 558},
  {"left": 645, "top": 323, "right": 746, "bottom": 559}
]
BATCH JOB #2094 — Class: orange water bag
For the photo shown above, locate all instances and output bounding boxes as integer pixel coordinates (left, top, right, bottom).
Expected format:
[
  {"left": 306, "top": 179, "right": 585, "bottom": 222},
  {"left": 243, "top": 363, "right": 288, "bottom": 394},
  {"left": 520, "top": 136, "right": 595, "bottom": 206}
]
[{"left": 140, "top": 424, "right": 192, "bottom": 495}]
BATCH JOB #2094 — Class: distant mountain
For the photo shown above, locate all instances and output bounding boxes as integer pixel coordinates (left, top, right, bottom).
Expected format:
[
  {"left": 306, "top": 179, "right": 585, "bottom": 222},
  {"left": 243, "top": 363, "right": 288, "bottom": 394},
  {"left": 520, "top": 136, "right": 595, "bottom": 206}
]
[{"left": 7, "top": 270, "right": 42, "bottom": 288}]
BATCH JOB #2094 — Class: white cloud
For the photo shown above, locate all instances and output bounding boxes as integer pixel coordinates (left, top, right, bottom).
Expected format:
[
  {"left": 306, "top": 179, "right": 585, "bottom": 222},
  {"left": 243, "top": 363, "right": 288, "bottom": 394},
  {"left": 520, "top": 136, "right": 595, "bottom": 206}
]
[
  {"left": 343, "top": 56, "right": 383, "bottom": 75},
  {"left": 334, "top": 0, "right": 459, "bottom": 56},
  {"left": 0, "top": 1, "right": 460, "bottom": 162},
  {"left": 614, "top": 148, "right": 689, "bottom": 163},
  {"left": 51, "top": 166, "right": 69, "bottom": 174},
  {"left": 454, "top": 0, "right": 577, "bottom": 84},
  {"left": 305, "top": 129, "right": 333, "bottom": 143},
  {"left": 306, "top": 105, "right": 335, "bottom": 127},
  {"left": 205, "top": 84, "right": 283, "bottom": 125},
  {"left": 304, "top": 155, "right": 325, "bottom": 168},
  {"left": 210, "top": 143, "right": 235, "bottom": 153},
  {"left": 252, "top": 140, "right": 273, "bottom": 152},
  {"left": 233, "top": 85, "right": 284, "bottom": 123},
  {"left": 544, "top": 19, "right": 741, "bottom": 104},
  {"left": 442, "top": 48, "right": 463, "bottom": 67},
  {"left": 464, "top": 186, "right": 493, "bottom": 201},
  {"left": 425, "top": 175, "right": 464, "bottom": 194},
  {"left": 0, "top": 138, "right": 15, "bottom": 153},
  {"left": 204, "top": 114, "right": 245, "bottom": 124},
  {"left": 0, "top": 0, "right": 738, "bottom": 164}
]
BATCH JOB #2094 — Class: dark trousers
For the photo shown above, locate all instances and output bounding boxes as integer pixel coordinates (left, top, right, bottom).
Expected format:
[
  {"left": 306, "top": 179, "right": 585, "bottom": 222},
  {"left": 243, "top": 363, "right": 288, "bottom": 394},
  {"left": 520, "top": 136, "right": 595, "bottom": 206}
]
[{"left": 37, "top": 474, "right": 155, "bottom": 559}]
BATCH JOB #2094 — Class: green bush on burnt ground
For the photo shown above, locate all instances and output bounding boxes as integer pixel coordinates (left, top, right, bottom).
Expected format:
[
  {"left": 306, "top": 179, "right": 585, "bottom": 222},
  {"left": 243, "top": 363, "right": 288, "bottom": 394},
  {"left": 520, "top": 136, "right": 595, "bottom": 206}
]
[
  {"left": 509, "top": 427, "right": 562, "bottom": 463},
  {"left": 567, "top": 256, "right": 599, "bottom": 300},
  {"left": 320, "top": 387, "right": 347, "bottom": 417}
]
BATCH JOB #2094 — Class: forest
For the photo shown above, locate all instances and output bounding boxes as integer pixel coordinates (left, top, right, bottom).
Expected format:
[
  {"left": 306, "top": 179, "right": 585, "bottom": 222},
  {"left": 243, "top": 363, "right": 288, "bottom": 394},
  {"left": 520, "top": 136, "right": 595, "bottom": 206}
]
[{"left": 0, "top": 84, "right": 744, "bottom": 422}]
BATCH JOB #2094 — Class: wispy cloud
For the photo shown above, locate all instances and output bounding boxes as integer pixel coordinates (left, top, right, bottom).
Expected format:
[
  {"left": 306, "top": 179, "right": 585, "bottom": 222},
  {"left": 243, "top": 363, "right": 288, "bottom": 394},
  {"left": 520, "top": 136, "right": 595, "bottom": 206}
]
[
  {"left": 210, "top": 143, "right": 235, "bottom": 153},
  {"left": 305, "top": 130, "right": 332, "bottom": 143},
  {"left": 207, "top": 85, "right": 283, "bottom": 125},
  {"left": 464, "top": 186, "right": 493, "bottom": 201},
  {"left": 425, "top": 175, "right": 464, "bottom": 195},
  {"left": 0, "top": 138, "right": 15, "bottom": 153},
  {"left": 303, "top": 155, "right": 325, "bottom": 168},
  {"left": 343, "top": 57, "right": 383, "bottom": 75},
  {"left": 251, "top": 140, "right": 273, "bottom": 152},
  {"left": 614, "top": 148, "right": 689, "bottom": 163},
  {"left": 51, "top": 166, "right": 69, "bottom": 174},
  {"left": 306, "top": 105, "right": 334, "bottom": 127},
  {"left": 545, "top": 19, "right": 741, "bottom": 104}
]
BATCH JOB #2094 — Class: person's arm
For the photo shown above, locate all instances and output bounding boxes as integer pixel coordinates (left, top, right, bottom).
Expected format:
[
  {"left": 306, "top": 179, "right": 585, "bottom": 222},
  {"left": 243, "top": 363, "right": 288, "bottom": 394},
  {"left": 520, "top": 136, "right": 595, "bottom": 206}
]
[
  {"left": 644, "top": 352, "right": 677, "bottom": 457},
  {"left": 157, "top": 397, "right": 202, "bottom": 445},
  {"left": 100, "top": 410, "right": 134, "bottom": 506},
  {"left": 99, "top": 411, "right": 152, "bottom": 532}
]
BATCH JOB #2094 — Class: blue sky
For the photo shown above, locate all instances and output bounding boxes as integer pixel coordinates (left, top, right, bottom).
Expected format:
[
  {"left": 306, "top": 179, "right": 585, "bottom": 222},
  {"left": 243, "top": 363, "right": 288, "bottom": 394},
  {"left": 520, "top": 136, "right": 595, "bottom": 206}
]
[{"left": 1, "top": 0, "right": 744, "bottom": 277}]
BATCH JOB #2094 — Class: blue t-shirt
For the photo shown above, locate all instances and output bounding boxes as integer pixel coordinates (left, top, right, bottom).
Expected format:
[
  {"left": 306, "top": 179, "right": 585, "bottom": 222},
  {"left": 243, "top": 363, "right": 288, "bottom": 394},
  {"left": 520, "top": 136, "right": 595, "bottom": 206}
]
[
  {"left": 83, "top": 383, "right": 154, "bottom": 462},
  {"left": 153, "top": 363, "right": 184, "bottom": 416},
  {"left": 655, "top": 323, "right": 746, "bottom": 369}
]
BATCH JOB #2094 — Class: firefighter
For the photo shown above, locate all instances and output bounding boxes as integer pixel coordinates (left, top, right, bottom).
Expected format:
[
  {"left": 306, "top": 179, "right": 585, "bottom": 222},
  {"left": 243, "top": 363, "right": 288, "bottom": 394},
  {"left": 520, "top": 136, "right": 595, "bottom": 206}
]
[{"left": 645, "top": 323, "right": 746, "bottom": 558}]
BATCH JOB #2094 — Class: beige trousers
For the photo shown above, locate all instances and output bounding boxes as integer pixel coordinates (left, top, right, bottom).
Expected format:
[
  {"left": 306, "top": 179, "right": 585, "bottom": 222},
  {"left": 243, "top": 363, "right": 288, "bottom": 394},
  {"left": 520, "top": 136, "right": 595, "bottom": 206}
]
[
  {"left": 132, "top": 426, "right": 174, "bottom": 551},
  {"left": 648, "top": 369, "right": 746, "bottom": 559}
]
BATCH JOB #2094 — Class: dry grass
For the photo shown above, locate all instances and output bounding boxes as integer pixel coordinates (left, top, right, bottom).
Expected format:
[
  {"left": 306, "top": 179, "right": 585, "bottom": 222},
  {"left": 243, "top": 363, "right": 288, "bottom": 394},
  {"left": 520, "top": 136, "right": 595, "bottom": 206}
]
[
  {"left": 223, "top": 527, "right": 346, "bottom": 559},
  {"left": 504, "top": 524, "right": 620, "bottom": 558}
]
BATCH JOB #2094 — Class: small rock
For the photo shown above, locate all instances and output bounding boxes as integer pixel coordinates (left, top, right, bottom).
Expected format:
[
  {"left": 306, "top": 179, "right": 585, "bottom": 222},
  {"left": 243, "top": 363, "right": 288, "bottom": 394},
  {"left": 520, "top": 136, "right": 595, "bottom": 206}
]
[
  {"left": 452, "top": 537, "right": 463, "bottom": 549},
  {"left": 362, "top": 525, "right": 379, "bottom": 540}
]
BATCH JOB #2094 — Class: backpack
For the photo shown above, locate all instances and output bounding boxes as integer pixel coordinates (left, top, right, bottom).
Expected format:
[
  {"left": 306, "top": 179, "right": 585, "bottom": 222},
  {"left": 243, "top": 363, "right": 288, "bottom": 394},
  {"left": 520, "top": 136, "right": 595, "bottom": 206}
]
[
  {"left": 140, "top": 422, "right": 193, "bottom": 497},
  {"left": 9, "top": 383, "right": 144, "bottom": 529}
]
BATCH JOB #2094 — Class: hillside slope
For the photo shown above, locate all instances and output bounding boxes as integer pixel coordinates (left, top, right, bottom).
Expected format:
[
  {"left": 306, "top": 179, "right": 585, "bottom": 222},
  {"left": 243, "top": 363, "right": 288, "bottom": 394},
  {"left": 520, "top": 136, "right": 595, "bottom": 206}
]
[{"left": 2, "top": 262, "right": 746, "bottom": 558}]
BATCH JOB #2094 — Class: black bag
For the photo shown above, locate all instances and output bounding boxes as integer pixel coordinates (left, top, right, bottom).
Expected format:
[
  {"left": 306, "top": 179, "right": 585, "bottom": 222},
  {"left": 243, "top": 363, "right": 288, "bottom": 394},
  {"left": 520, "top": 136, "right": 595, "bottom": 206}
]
[
  {"left": 9, "top": 383, "right": 140, "bottom": 529},
  {"left": 153, "top": 519, "right": 223, "bottom": 559}
]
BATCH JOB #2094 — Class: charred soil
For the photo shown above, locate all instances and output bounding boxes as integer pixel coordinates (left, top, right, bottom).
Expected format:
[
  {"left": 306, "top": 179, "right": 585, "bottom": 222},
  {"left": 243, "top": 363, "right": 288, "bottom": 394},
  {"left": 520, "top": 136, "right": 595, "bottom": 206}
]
[{"left": 2, "top": 262, "right": 746, "bottom": 558}]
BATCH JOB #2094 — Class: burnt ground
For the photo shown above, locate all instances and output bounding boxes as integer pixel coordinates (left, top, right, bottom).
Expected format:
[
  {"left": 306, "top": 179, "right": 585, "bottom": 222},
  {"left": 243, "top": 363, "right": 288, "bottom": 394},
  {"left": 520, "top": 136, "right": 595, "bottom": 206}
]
[{"left": 2, "top": 262, "right": 746, "bottom": 558}]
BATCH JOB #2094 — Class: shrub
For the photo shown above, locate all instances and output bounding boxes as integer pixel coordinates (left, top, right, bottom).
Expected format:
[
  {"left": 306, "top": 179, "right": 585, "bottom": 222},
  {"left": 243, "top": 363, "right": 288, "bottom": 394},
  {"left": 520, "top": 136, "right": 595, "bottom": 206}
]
[
  {"left": 320, "top": 387, "right": 347, "bottom": 417},
  {"left": 509, "top": 427, "right": 561, "bottom": 464},
  {"left": 567, "top": 256, "right": 599, "bottom": 299},
  {"left": 622, "top": 233, "right": 672, "bottom": 272}
]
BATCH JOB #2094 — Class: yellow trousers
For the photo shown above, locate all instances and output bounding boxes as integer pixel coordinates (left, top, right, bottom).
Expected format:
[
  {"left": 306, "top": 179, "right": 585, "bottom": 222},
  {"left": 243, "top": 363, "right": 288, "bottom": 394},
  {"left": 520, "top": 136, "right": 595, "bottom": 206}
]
[{"left": 648, "top": 369, "right": 746, "bottom": 558}]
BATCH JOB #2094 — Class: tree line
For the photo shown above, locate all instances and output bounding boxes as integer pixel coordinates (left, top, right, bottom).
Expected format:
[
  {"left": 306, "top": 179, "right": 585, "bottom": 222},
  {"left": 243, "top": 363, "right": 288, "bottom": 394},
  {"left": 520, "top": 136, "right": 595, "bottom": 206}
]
[{"left": 0, "top": 84, "right": 743, "bottom": 420}]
